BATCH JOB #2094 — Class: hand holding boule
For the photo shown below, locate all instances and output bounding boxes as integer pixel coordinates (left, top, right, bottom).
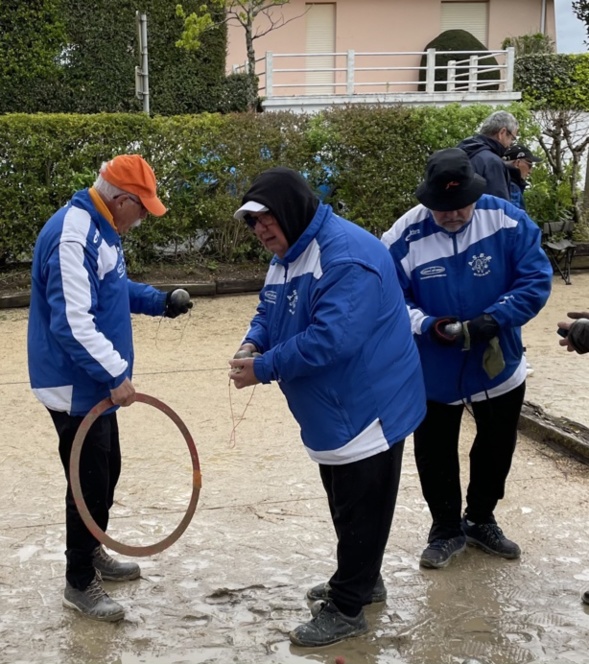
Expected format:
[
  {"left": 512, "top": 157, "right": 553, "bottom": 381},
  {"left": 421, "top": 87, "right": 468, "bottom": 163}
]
[
  {"left": 231, "top": 348, "right": 261, "bottom": 374},
  {"left": 165, "top": 289, "right": 193, "bottom": 318}
]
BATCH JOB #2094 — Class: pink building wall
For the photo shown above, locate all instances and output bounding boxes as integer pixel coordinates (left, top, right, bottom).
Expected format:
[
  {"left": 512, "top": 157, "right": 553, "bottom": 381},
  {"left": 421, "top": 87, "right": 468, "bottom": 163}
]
[{"left": 226, "top": 0, "right": 556, "bottom": 96}]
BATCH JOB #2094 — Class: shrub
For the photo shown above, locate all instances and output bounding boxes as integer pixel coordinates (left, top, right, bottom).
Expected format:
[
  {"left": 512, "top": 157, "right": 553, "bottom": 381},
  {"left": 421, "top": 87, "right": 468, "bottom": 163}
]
[
  {"left": 501, "top": 33, "right": 555, "bottom": 56},
  {"left": 0, "top": 104, "right": 541, "bottom": 266},
  {"left": 514, "top": 53, "right": 589, "bottom": 111},
  {"left": 418, "top": 29, "right": 500, "bottom": 93}
]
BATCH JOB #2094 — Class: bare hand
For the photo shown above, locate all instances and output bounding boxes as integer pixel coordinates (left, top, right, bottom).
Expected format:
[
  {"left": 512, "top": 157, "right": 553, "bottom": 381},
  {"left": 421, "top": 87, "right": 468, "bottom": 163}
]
[
  {"left": 557, "top": 312, "right": 589, "bottom": 353},
  {"left": 238, "top": 343, "right": 258, "bottom": 354},
  {"left": 110, "top": 377, "right": 136, "bottom": 407},
  {"left": 228, "top": 358, "right": 260, "bottom": 389}
]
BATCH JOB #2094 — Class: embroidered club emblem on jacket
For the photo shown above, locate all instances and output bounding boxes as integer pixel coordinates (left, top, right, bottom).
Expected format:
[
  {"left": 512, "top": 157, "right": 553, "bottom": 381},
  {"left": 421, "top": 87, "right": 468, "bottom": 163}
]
[
  {"left": 287, "top": 289, "right": 298, "bottom": 315},
  {"left": 468, "top": 253, "right": 492, "bottom": 276}
]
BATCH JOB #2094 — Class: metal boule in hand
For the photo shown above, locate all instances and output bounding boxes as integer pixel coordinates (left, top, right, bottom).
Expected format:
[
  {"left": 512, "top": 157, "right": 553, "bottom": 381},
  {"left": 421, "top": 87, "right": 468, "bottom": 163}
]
[
  {"left": 170, "top": 288, "right": 191, "bottom": 307},
  {"left": 444, "top": 322, "right": 463, "bottom": 337}
]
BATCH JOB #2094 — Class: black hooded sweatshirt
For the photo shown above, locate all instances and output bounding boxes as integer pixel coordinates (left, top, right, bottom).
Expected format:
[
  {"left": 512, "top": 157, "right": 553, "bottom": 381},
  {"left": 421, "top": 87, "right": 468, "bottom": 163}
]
[{"left": 241, "top": 167, "right": 319, "bottom": 248}]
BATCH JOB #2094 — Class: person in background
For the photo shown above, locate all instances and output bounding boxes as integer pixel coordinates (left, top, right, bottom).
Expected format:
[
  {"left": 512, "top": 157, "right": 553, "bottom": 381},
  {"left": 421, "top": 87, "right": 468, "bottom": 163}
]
[
  {"left": 228, "top": 166, "right": 426, "bottom": 647},
  {"left": 502, "top": 143, "right": 543, "bottom": 211},
  {"left": 556, "top": 309, "right": 589, "bottom": 605},
  {"left": 457, "top": 110, "right": 519, "bottom": 201},
  {"left": 502, "top": 143, "right": 544, "bottom": 377},
  {"left": 382, "top": 148, "right": 552, "bottom": 570},
  {"left": 27, "top": 155, "right": 192, "bottom": 622}
]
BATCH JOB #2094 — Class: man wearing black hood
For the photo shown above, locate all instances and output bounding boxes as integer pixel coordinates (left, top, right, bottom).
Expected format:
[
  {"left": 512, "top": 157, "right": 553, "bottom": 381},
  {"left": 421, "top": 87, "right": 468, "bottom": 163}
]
[
  {"left": 457, "top": 110, "right": 519, "bottom": 201},
  {"left": 228, "top": 167, "right": 426, "bottom": 647}
]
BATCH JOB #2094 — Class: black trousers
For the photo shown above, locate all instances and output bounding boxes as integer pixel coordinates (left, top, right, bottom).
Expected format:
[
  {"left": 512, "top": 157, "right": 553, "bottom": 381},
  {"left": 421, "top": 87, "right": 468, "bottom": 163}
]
[
  {"left": 319, "top": 441, "right": 404, "bottom": 617},
  {"left": 49, "top": 409, "right": 121, "bottom": 590},
  {"left": 413, "top": 382, "right": 525, "bottom": 542}
]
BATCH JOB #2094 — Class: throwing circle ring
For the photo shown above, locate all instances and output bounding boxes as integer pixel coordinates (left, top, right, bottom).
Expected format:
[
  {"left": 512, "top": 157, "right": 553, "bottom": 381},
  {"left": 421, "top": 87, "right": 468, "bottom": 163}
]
[{"left": 69, "top": 393, "right": 201, "bottom": 557}]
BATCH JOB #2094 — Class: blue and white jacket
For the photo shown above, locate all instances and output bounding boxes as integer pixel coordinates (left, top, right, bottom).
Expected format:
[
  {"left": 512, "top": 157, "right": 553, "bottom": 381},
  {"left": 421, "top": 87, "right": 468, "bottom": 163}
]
[
  {"left": 244, "top": 203, "right": 426, "bottom": 465},
  {"left": 28, "top": 189, "right": 166, "bottom": 416},
  {"left": 381, "top": 195, "right": 552, "bottom": 404}
]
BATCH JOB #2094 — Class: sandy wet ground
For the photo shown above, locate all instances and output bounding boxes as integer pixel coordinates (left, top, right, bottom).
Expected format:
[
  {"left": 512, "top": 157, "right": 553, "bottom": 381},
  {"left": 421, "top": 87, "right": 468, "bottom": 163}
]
[{"left": 1, "top": 273, "right": 589, "bottom": 664}]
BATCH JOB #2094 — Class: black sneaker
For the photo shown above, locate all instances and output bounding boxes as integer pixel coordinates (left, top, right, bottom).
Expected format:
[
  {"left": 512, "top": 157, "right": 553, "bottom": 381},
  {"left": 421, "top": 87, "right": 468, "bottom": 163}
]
[
  {"left": 306, "top": 574, "right": 387, "bottom": 604},
  {"left": 289, "top": 600, "right": 368, "bottom": 647},
  {"left": 463, "top": 521, "right": 521, "bottom": 559},
  {"left": 63, "top": 575, "right": 125, "bottom": 622},
  {"left": 93, "top": 546, "right": 140, "bottom": 581},
  {"left": 419, "top": 535, "right": 466, "bottom": 569},
  {"left": 582, "top": 589, "right": 589, "bottom": 605}
]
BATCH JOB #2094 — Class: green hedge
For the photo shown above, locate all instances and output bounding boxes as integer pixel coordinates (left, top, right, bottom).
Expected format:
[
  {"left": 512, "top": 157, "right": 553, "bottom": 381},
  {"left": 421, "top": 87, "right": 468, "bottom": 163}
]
[
  {"left": 514, "top": 54, "right": 589, "bottom": 111},
  {"left": 0, "top": 104, "right": 543, "bottom": 266},
  {"left": 0, "top": 0, "right": 231, "bottom": 115}
]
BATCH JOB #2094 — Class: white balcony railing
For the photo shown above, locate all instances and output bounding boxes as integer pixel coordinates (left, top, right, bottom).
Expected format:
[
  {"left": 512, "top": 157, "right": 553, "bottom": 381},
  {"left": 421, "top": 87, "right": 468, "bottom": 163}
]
[{"left": 232, "top": 47, "right": 516, "bottom": 99}]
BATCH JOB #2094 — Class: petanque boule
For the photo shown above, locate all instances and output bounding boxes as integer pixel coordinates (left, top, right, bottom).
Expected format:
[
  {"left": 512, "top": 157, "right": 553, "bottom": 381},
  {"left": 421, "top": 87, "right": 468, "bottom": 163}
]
[{"left": 170, "top": 288, "right": 191, "bottom": 307}]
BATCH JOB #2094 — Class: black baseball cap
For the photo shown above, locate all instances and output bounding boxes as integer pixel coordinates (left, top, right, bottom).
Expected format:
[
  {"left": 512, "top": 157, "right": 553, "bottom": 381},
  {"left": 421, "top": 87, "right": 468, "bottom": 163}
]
[{"left": 503, "top": 144, "right": 543, "bottom": 163}]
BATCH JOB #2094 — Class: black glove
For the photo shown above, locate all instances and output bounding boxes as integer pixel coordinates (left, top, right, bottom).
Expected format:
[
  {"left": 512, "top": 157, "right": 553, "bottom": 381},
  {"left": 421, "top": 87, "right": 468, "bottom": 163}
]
[
  {"left": 430, "top": 316, "right": 461, "bottom": 345},
  {"left": 164, "top": 289, "right": 193, "bottom": 318},
  {"left": 467, "top": 314, "right": 499, "bottom": 344}
]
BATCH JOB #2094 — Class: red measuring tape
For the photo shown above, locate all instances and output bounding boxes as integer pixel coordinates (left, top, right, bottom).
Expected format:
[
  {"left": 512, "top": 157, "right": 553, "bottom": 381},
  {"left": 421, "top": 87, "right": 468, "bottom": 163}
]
[{"left": 69, "top": 393, "right": 201, "bottom": 557}]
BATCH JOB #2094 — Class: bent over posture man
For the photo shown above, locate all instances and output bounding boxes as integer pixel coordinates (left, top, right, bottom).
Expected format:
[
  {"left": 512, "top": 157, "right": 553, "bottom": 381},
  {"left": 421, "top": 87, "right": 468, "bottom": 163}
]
[
  {"left": 228, "top": 167, "right": 426, "bottom": 647},
  {"left": 28, "top": 155, "right": 192, "bottom": 621},
  {"left": 382, "top": 148, "right": 552, "bottom": 570}
]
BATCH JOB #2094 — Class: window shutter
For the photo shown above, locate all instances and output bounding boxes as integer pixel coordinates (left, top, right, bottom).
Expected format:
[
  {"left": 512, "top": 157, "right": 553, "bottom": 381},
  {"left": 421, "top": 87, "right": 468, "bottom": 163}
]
[
  {"left": 441, "top": 2, "right": 489, "bottom": 45},
  {"left": 305, "top": 3, "right": 336, "bottom": 94}
]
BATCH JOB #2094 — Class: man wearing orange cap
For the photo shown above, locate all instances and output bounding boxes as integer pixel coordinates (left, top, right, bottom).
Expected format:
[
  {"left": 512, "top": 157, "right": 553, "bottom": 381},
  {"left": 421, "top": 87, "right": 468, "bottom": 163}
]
[{"left": 27, "top": 155, "right": 192, "bottom": 622}]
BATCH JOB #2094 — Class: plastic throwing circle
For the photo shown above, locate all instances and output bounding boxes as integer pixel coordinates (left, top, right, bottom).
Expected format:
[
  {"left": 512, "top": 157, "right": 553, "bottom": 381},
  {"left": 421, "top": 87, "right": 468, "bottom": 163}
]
[{"left": 69, "top": 393, "right": 201, "bottom": 557}]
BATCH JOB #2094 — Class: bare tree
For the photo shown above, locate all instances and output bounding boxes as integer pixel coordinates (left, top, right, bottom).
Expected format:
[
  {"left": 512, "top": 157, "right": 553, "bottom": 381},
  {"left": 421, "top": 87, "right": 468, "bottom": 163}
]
[
  {"left": 176, "top": 0, "right": 307, "bottom": 110},
  {"left": 572, "top": 0, "right": 589, "bottom": 46},
  {"left": 536, "top": 108, "right": 589, "bottom": 225}
]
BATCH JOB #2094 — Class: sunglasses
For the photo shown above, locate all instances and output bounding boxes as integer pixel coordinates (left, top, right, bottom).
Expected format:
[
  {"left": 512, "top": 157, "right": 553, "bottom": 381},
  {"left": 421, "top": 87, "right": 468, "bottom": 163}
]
[{"left": 243, "top": 212, "right": 273, "bottom": 230}]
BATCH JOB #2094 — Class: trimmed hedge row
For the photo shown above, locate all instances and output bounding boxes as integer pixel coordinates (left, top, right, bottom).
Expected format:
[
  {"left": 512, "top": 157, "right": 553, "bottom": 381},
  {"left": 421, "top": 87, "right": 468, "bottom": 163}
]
[
  {"left": 0, "top": 0, "right": 232, "bottom": 116},
  {"left": 515, "top": 54, "right": 589, "bottom": 111},
  {"left": 0, "top": 104, "right": 538, "bottom": 266}
]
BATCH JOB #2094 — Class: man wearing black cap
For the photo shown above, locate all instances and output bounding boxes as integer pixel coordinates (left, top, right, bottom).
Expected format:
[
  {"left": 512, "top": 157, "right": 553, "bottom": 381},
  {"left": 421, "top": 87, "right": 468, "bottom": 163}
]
[
  {"left": 382, "top": 148, "right": 552, "bottom": 570},
  {"left": 228, "top": 166, "right": 426, "bottom": 647},
  {"left": 502, "top": 144, "right": 543, "bottom": 211}
]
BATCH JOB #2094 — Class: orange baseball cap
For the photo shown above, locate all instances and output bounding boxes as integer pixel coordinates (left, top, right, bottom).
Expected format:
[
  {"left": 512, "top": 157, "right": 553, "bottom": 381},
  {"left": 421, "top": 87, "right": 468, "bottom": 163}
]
[{"left": 101, "top": 155, "right": 167, "bottom": 216}]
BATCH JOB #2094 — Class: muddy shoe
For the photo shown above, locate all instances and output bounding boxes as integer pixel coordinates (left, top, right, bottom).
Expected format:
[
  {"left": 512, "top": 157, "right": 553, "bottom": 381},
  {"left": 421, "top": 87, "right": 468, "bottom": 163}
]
[
  {"left": 289, "top": 600, "right": 368, "bottom": 647},
  {"left": 93, "top": 545, "right": 140, "bottom": 581},
  {"left": 63, "top": 576, "right": 125, "bottom": 622},
  {"left": 419, "top": 535, "right": 466, "bottom": 569},
  {"left": 582, "top": 589, "right": 589, "bottom": 605},
  {"left": 306, "top": 574, "right": 387, "bottom": 604},
  {"left": 463, "top": 521, "right": 521, "bottom": 559}
]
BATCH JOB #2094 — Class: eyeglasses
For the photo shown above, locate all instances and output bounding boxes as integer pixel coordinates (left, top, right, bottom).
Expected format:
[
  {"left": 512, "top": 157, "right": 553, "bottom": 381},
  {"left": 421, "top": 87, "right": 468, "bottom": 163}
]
[
  {"left": 243, "top": 212, "right": 274, "bottom": 230},
  {"left": 114, "top": 193, "right": 146, "bottom": 212},
  {"left": 505, "top": 128, "right": 517, "bottom": 143}
]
